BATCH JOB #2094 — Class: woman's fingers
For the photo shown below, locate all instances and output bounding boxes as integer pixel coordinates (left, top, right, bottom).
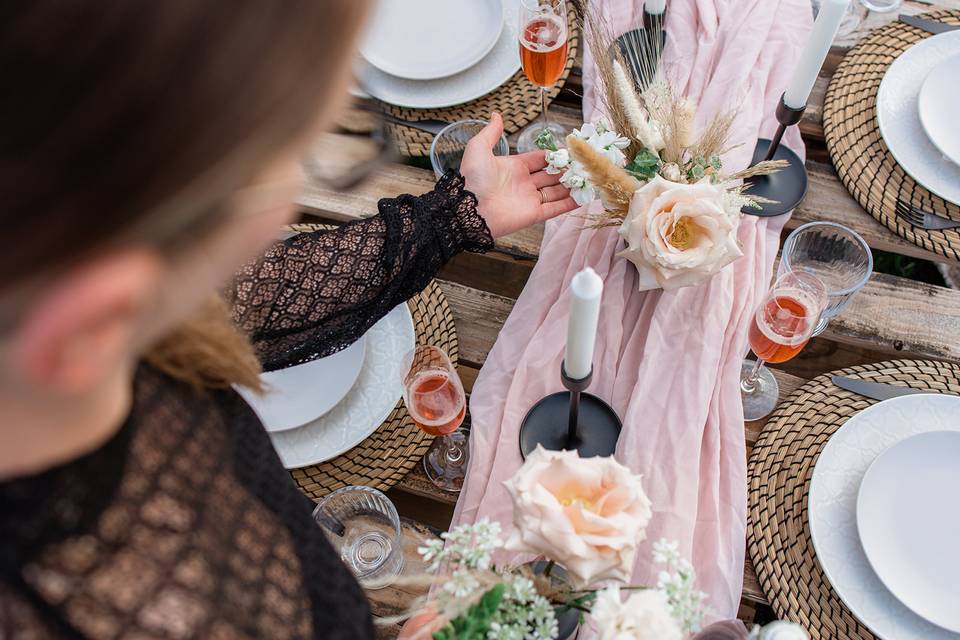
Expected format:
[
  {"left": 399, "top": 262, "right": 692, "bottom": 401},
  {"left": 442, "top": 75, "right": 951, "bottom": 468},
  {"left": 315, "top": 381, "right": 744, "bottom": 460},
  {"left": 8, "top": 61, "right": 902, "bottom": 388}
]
[
  {"left": 538, "top": 184, "right": 569, "bottom": 202},
  {"left": 542, "top": 196, "right": 579, "bottom": 220},
  {"left": 517, "top": 150, "right": 549, "bottom": 173},
  {"left": 532, "top": 169, "right": 562, "bottom": 189}
]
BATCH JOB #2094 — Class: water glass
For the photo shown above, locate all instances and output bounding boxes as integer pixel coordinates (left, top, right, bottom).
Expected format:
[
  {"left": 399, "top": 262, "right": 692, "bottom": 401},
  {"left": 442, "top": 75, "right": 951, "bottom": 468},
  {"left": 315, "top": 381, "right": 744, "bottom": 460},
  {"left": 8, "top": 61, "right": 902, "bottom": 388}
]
[
  {"left": 779, "top": 221, "right": 872, "bottom": 336},
  {"left": 429, "top": 120, "right": 509, "bottom": 179},
  {"left": 313, "top": 486, "right": 403, "bottom": 590}
]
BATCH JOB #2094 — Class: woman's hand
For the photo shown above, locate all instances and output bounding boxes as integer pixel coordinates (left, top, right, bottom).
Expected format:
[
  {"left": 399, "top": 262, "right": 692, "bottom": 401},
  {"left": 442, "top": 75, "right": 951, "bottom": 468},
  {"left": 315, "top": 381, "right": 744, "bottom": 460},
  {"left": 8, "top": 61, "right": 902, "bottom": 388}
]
[{"left": 460, "top": 113, "right": 578, "bottom": 238}]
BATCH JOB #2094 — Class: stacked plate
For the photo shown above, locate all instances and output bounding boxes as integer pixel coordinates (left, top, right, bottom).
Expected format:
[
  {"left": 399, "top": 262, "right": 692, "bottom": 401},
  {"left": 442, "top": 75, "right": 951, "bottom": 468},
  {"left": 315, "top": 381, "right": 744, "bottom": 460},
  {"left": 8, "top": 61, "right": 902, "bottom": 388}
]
[
  {"left": 356, "top": 0, "right": 521, "bottom": 109},
  {"left": 235, "top": 304, "right": 416, "bottom": 469},
  {"left": 876, "top": 30, "right": 960, "bottom": 206},
  {"left": 808, "top": 394, "right": 960, "bottom": 638}
]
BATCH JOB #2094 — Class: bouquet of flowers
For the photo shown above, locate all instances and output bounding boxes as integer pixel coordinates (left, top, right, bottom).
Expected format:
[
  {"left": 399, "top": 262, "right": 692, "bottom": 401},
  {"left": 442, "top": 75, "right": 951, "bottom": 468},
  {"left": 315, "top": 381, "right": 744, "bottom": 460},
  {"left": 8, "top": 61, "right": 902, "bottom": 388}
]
[
  {"left": 395, "top": 447, "right": 809, "bottom": 640},
  {"left": 537, "top": 11, "right": 786, "bottom": 292}
]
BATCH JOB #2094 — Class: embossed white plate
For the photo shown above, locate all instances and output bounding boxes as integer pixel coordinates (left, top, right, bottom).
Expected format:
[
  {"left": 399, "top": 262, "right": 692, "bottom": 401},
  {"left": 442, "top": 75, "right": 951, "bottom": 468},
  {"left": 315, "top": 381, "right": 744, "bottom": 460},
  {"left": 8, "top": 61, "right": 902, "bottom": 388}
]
[
  {"left": 857, "top": 430, "right": 960, "bottom": 633},
  {"left": 808, "top": 394, "right": 960, "bottom": 640},
  {"left": 235, "top": 336, "right": 366, "bottom": 433},
  {"left": 269, "top": 304, "right": 415, "bottom": 468},
  {"left": 359, "top": 0, "right": 503, "bottom": 81},
  {"left": 359, "top": 0, "right": 521, "bottom": 109},
  {"left": 876, "top": 31, "right": 960, "bottom": 205},
  {"left": 918, "top": 54, "right": 960, "bottom": 167}
]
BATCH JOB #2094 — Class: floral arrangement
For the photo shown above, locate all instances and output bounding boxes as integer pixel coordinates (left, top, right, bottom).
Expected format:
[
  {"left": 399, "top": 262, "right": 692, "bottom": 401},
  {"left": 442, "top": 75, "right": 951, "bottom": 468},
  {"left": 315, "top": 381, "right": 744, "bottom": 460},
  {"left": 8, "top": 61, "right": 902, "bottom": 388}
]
[
  {"left": 535, "top": 11, "right": 786, "bottom": 292},
  {"left": 397, "top": 446, "right": 706, "bottom": 640},
  {"left": 396, "top": 447, "right": 811, "bottom": 640}
]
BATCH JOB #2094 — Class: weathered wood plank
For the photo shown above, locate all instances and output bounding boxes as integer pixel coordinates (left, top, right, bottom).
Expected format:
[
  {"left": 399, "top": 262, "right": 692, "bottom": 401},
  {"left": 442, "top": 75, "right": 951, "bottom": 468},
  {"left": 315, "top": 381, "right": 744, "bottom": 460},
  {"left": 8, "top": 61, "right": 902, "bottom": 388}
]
[{"left": 299, "top": 134, "right": 950, "bottom": 265}]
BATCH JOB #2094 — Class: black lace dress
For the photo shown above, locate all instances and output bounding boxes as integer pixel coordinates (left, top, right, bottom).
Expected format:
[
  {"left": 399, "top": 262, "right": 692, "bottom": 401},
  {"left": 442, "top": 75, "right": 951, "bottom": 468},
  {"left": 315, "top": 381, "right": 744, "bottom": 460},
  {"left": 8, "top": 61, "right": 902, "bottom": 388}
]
[{"left": 0, "top": 174, "right": 493, "bottom": 639}]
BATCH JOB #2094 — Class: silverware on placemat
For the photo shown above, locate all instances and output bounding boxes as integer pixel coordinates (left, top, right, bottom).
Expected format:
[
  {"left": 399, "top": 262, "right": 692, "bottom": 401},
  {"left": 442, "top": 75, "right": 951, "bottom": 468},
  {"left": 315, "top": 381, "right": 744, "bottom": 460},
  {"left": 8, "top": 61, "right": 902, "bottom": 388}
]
[
  {"left": 898, "top": 14, "right": 960, "bottom": 35},
  {"left": 381, "top": 113, "right": 451, "bottom": 136},
  {"left": 832, "top": 375, "right": 930, "bottom": 401},
  {"left": 894, "top": 198, "right": 960, "bottom": 230}
]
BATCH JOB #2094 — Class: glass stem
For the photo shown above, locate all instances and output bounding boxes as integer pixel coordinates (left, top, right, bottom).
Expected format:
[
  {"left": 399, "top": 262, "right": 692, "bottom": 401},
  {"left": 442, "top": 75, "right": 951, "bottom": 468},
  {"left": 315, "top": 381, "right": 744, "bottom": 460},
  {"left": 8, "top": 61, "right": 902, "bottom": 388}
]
[
  {"left": 741, "top": 357, "right": 766, "bottom": 394},
  {"left": 439, "top": 433, "right": 464, "bottom": 465},
  {"left": 541, "top": 86, "right": 550, "bottom": 130}
]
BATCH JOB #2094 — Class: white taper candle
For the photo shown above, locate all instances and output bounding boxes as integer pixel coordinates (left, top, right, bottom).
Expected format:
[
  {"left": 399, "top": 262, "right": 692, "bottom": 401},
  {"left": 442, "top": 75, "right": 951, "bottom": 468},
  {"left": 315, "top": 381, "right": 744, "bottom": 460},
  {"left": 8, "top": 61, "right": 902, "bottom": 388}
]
[
  {"left": 564, "top": 267, "right": 603, "bottom": 380},
  {"left": 645, "top": 0, "right": 666, "bottom": 15},
  {"left": 783, "top": 0, "right": 850, "bottom": 109}
]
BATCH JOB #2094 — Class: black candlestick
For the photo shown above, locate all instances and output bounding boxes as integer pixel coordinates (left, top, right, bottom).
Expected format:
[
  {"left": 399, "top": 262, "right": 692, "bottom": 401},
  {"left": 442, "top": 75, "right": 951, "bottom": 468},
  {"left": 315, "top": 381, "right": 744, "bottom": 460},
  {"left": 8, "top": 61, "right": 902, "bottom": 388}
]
[
  {"left": 740, "top": 94, "right": 808, "bottom": 217},
  {"left": 518, "top": 362, "right": 622, "bottom": 459}
]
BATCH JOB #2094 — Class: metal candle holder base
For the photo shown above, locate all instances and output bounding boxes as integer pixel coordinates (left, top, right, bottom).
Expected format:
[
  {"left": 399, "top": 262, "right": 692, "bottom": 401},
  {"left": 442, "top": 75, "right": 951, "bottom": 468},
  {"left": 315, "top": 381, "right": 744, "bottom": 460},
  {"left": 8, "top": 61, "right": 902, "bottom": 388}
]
[
  {"left": 741, "top": 94, "right": 809, "bottom": 217},
  {"left": 518, "top": 363, "right": 622, "bottom": 459}
]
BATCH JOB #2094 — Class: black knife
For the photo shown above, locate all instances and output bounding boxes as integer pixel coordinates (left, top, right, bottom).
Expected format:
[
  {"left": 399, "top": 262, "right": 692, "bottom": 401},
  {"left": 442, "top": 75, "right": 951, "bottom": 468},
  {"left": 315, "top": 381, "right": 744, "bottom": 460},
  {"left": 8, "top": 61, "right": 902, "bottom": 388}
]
[
  {"left": 899, "top": 14, "right": 960, "bottom": 35},
  {"left": 831, "top": 376, "right": 929, "bottom": 401}
]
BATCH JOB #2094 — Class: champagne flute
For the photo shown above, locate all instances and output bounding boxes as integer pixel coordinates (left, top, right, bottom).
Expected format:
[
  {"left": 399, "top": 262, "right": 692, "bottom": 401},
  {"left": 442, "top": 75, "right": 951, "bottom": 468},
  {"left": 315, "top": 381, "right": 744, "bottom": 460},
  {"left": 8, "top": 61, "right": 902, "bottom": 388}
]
[
  {"left": 516, "top": 0, "right": 570, "bottom": 153},
  {"left": 401, "top": 345, "right": 468, "bottom": 492},
  {"left": 741, "top": 271, "right": 827, "bottom": 421}
]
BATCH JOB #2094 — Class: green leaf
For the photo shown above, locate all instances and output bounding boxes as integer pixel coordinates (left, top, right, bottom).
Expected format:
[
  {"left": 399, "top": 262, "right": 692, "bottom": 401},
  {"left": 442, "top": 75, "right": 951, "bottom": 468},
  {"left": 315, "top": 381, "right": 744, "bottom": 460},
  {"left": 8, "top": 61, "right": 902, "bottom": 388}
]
[
  {"left": 434, "top": 584, "right": 507, "bottom": 640},
  {"left": 709, "top": 154, "right": 722, "bottom": 171},
  {"left": 625, "top": 149, "right": 661, "bottom": 180},
  {"left": 687, "top": 164, "right": 705, "bottom": 181},
  {"left": 535, "top": 129, "right": 559, "bottom": 152}
]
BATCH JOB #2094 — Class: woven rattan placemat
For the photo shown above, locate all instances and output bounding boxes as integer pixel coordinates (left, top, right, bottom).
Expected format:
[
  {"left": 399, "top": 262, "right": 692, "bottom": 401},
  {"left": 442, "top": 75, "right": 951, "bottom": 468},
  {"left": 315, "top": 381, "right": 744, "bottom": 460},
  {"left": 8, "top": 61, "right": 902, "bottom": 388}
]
[
  {"left": 823, "top": 10, "right": 960, "bottom": 262},
  {"left": 341, "top": 5, "right": 581, "bottom": 157},
  {"left": 747, "top": 359, "right": 960, "bottom": 639},
  {"left": 282, "top": 225, "right": 457, "bottom": 499}
]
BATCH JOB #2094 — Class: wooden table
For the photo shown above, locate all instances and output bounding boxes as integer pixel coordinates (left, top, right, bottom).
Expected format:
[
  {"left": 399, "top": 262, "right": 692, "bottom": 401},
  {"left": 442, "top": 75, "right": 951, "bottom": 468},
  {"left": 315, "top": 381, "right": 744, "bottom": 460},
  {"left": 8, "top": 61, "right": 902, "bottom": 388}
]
[{"left": 299, "top": 2, "right": 960, "bottom": 635}]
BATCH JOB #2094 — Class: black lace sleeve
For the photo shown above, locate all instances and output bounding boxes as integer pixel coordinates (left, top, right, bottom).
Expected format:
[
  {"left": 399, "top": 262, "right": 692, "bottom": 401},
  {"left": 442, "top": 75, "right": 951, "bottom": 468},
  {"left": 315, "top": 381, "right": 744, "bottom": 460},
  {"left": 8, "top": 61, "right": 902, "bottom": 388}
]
[{"left": 230, "top": 172, "right": 493, "bottom": 371}]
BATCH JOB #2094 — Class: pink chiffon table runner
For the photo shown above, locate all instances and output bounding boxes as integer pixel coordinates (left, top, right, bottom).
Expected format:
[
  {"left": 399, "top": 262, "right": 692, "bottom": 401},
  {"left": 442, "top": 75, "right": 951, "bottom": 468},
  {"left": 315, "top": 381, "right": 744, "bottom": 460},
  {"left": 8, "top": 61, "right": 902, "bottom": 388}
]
[{"left": 453, "top": 0, "right": 812, "bottom": 621}]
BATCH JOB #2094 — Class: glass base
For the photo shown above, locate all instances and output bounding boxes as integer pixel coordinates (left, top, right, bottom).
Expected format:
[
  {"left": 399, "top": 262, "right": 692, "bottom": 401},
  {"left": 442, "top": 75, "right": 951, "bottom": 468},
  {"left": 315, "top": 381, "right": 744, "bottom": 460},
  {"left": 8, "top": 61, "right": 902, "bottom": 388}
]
[
  {"left": 423, "top": 430, "right": 469, "bottom": 493},
  {"left": 516, "top": 121, "right": 568, "bottom": 154},
  {"left": 741, "top": 359, "right": 780, "bottom": 422}
]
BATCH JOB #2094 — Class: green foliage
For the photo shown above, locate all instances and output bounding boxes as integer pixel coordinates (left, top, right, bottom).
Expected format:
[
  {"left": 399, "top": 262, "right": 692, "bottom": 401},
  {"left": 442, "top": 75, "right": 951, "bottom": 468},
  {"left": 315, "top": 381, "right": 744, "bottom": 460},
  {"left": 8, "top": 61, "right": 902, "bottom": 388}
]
[
  {"left": 433, "top": 584, "right": 506, "bottom": 640},
  {"left": 535, "top": 129, "right": 559, "bottom": 152},
  {"left": 626, "top": 149, "right": 661, "bottom": 180},
  {"left": 686, "top": 154, "right": 722, "bottom": 182}
]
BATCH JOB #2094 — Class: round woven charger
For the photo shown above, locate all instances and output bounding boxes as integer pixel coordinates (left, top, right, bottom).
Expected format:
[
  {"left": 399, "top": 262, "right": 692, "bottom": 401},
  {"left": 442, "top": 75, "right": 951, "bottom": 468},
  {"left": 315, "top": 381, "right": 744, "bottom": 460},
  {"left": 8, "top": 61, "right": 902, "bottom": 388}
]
[
  {"left": 823, "top": 10, "right": 960, "bottom": 262},
  {"left": 747, "top": 359, "right": 960, "bottom": 639},
  {"left": 341, "top": 5, "right": 581, "bottom": 157},
  {"left": 282, "top": 225, "right": 458, "bottom": 500}
]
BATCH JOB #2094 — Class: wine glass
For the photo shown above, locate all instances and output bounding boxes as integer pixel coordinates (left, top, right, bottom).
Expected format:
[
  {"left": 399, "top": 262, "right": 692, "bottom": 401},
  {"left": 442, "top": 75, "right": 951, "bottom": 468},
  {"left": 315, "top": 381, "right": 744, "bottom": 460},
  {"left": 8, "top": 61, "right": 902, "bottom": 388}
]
[
  {"left": 516, "top": 0, "right": 570, "bottom": 153},
  {"left": 401, "top": 345, "right": 468, "bottom": 492},
  {"left": 779, "top": 221, "right": 872, "bottom": 336},
  {"left": 741, "top": 271, "right": 827, "bottom": 421}
]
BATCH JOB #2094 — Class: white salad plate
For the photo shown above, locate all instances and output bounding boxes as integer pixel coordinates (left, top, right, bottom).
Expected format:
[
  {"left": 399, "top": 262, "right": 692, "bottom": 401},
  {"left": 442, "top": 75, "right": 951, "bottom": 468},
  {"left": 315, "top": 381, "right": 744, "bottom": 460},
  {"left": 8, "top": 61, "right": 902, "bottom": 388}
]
[
  {"left": 269, "top": 303, "right": 415, "bottom": 469},
  {"left": 876, "top": 31, "right": 960, "bottom": 205},
  {"left": 808, "top": 393, "right": 960, "bottom": 640},
  {"left": 358, "top": 0, "right": 521, "bottom": 109},
  {"left": 857, "top": 430, "right": 960, "bottom": 633},
  {"left": 918, "top": 54, "right": 960, "bottom": 167},
  {"left": 235, "top": 336, "right": 366, "bottom": 433},
  {"left": 359, "top": 0, "right": 503, "bottom": 81}
]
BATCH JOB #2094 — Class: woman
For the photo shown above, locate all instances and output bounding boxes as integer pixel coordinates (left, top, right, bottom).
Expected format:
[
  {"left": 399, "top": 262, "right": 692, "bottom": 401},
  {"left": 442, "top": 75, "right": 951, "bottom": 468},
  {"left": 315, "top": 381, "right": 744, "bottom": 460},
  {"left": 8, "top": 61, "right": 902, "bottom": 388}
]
[{"left": 0, "top": 2, "right": 576, "bottom": 638}]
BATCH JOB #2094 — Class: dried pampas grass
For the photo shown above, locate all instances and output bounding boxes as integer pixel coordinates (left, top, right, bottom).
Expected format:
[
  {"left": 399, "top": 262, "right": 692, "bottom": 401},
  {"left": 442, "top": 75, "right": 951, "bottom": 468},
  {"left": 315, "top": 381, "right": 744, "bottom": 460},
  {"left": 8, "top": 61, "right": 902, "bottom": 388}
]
[{"left": 566, "top": 135, "right": 640, "bottom": 220}]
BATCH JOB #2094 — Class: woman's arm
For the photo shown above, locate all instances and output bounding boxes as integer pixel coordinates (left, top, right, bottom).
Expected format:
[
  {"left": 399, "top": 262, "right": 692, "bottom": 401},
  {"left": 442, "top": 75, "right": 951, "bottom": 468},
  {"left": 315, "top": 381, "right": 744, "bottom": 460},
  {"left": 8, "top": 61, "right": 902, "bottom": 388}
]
[{"left": 230, "top": 172, "right": 492, "bottom": 371}]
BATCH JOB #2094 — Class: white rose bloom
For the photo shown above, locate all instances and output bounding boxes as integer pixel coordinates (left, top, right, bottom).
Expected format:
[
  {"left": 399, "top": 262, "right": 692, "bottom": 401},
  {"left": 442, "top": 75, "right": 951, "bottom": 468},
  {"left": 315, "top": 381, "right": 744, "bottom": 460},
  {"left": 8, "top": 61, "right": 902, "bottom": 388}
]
[
  {"left": 591, "top": 586, "right": 683, "bottom": 640},
  {"left": 618, "top": 175, "right": 743, "bottom": 291},
  {"left": 747, "top": 621, "right": 810, "bottom": 640},
  {"left": 503, "top": 446, "right": 652, "bottom": 588}
]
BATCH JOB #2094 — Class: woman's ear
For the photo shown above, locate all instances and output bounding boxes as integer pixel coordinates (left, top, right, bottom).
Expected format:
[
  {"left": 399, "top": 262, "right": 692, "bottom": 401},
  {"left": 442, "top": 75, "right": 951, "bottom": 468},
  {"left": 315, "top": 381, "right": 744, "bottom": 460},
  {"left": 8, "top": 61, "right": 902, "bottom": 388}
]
[{"left": 12, "top": 249, "right": 163, "bottom": 394}]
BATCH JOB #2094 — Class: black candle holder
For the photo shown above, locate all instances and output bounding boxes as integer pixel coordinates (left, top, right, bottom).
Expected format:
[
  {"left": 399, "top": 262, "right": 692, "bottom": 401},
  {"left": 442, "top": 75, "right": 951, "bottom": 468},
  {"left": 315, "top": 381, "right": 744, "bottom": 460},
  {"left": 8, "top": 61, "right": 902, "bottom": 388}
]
[
  {"left": 518, "top": 362, "right": 622, "bottom": 459},
  {"left": 740, "top": 94, "right": 809, "bottom": 217}
]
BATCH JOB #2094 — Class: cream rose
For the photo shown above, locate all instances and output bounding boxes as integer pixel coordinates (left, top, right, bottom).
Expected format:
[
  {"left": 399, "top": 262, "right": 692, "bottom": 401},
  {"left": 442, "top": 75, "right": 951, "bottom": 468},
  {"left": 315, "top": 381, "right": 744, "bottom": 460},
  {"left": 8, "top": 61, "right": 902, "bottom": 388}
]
[
  {"left": 618, "top": 174, "right": 743, "bottom": 291},
  {"left": 591, "top": 585, "right": 683, "bottom": 640},
  {"left": 503, "top": 446, "right": 652, "bottom": 588},
  {"left": 747, "top": 622, "right": 809, "bottom": 640}
]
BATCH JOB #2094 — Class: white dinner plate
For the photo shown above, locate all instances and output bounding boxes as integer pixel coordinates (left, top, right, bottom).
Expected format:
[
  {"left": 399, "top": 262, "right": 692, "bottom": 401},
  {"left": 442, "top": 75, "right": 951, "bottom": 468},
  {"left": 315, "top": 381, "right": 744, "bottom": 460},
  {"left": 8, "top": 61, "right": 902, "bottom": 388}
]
[
  {"left": 359, "top": 0, "right": 521, "bottom": 109},
  {"left": 359, "top": 0, "right": 503, "bottom": 80},
  {"left": 876, "top": 31, "right": 960, "bottom": 205},
  {"left": 808, "top": 394, "right": 960, "bottom": 640},
  {"left": 857, "top": 430, "right": 960, "bottom": 633},
  {"left": 918, "top": 54, "right": 960, "bottom": 167},
  {"left": 269, "top": 303, "right": 415, "bottom": 468},
  {"left": 235, "top": 336, "right": 366, "bottom": 433}
]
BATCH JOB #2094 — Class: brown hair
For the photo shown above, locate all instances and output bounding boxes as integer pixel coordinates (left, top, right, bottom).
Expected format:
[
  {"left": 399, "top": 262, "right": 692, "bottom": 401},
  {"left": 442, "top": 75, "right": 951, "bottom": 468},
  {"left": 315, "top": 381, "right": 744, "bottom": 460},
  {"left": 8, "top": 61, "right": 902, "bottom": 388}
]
[{"left": 1, "top": 1, "right": 370, "bottom": 388}]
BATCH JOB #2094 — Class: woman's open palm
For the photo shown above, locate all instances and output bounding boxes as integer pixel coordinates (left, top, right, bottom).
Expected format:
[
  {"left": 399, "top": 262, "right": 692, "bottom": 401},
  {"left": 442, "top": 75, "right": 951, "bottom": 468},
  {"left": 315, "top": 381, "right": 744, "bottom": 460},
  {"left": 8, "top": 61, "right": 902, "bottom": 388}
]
[{"left": 461, "top": 113, "right": 578, "bottom": 238}]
